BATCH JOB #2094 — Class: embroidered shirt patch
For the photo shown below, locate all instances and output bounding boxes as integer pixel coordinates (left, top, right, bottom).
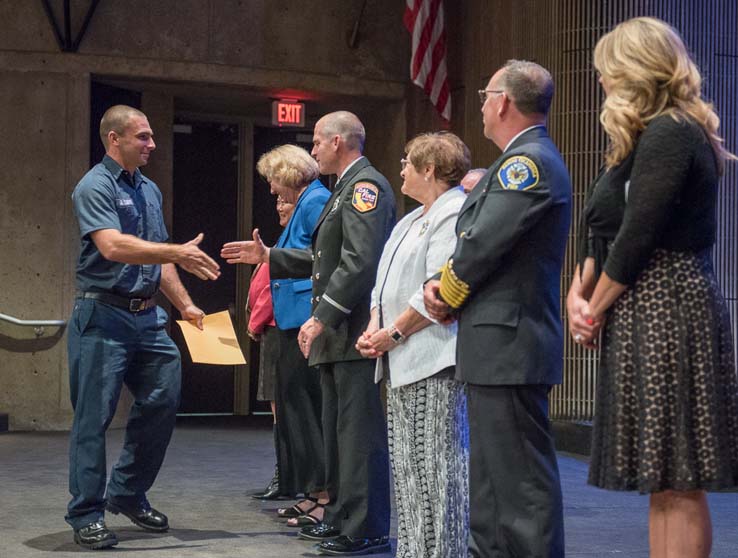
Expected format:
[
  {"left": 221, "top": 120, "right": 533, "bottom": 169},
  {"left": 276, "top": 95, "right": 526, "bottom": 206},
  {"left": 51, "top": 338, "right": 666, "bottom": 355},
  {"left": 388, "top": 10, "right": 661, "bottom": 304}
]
[
  {"left": 497, "top": 156, "right": 540, "bottom": 191},
  {"left": 352, "top": 182, "right": 379, "bottom": 212}
]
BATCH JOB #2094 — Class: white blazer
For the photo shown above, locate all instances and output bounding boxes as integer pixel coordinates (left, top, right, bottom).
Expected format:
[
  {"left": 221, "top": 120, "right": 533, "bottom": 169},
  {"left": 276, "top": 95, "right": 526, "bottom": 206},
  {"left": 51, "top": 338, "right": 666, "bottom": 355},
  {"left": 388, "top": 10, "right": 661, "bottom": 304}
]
[{"left": 372, "top": 187, "right": 465, "bottom": 388}]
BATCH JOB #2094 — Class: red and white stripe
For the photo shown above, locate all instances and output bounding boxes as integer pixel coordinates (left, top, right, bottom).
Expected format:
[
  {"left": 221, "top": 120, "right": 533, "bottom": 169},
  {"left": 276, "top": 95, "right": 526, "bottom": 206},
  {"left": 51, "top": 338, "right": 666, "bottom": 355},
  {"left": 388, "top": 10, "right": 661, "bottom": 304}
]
[{"left": 404, "top": 0, "right": 451, "bottom": 121}]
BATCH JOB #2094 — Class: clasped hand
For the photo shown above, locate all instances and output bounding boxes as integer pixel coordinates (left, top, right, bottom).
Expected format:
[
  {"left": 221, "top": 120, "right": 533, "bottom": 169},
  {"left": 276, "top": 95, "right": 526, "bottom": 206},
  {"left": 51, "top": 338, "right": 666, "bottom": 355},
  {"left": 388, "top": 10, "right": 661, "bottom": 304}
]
[
  {"left": 566, "top": 290, "right": 603, "bottom": 349},
  {"left": 355, "top": 326, "right": 395, "bottom": 358},
  {"left": 422, "top": 280, "right": 456, "bottom": 324}
]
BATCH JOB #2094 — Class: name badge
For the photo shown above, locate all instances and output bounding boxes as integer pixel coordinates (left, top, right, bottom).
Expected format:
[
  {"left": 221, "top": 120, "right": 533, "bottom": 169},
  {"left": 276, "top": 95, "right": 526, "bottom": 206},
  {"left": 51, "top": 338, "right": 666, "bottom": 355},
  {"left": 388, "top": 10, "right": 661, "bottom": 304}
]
[{"left": 116, "top": 198, "right": 135, "bottom": 207}]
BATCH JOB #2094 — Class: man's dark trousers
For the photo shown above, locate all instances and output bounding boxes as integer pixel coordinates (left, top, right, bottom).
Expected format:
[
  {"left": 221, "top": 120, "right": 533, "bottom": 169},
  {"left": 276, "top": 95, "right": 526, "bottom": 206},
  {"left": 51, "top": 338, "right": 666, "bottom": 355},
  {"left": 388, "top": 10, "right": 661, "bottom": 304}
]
[
  {"left": 65, "top": 299, "right": 181, "bottom": 529},
  {"left": 320, "top": 358, "right": 390, "bottom": 538},
  {"left": 467, "top": 384, "right": 564, "bottom": 558}
]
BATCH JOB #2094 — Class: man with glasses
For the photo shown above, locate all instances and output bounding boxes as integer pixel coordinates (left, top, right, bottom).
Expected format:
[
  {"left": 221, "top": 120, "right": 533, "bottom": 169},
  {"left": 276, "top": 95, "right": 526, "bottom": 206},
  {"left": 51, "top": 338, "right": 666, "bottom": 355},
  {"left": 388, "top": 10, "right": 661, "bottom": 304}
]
[{"left": 425, "top": 60, "right": 571, "bottom": 558}]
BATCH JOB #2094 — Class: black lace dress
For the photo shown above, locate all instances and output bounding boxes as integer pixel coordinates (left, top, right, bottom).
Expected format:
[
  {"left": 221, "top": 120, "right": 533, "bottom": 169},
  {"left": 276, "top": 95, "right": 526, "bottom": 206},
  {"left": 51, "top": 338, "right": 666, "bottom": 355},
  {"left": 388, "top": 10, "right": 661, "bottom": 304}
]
[{"left": 580, "top": 114, "right": 738, "bottom": 493}]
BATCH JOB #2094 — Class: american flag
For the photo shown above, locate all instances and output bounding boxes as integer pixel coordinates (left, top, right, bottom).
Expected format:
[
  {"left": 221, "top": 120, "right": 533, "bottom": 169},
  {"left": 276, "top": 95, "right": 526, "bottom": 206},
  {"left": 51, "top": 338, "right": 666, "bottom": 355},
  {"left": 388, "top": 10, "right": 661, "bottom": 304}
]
[{"left": 404, "top": 0, "right": 451, "bottom": 121}]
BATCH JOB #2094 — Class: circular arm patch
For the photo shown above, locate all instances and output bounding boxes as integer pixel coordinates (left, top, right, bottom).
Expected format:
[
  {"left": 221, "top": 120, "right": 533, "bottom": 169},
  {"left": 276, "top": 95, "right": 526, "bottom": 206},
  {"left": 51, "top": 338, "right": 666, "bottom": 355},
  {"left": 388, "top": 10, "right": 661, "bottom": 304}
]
[{"left": 497, "top": 156, "right": 540, "bottom": 191}]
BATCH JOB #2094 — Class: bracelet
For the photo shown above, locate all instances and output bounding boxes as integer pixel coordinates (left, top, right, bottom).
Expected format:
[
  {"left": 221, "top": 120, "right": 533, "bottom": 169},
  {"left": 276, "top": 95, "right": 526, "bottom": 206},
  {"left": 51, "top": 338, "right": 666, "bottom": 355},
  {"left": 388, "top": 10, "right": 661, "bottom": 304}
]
[{"left": 387, "top": 324, "right": 406, "bottom": 344}]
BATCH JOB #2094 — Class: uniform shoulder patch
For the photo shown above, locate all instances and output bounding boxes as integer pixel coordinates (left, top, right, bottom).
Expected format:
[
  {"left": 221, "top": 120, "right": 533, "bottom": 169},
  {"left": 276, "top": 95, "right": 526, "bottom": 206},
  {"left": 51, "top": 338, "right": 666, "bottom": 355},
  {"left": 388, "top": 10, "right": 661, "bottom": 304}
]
[
  {"left": 497, "top": 156, "right": 540, "bottom": 191},
  {"left": 351, "top": 182, "right": 379, "bottom": 212}
]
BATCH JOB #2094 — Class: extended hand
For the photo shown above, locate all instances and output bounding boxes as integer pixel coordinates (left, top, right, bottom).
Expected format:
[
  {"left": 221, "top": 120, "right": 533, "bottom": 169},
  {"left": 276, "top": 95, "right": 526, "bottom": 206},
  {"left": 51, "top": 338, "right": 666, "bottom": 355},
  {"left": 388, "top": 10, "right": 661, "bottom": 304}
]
[
  {"left": 298, "top": 316, "right": 324, "bottom": 358},
  {"left": 181, "top": 304, "right": 206, "bottom": 330},
  {"left": 221, "top": 229, "right": 268, "bottom": 265},
  {"left": 423, "top": 280, "right": 454, "bottom": 323},
  {"left": 177, "top": 233, "right": 221, "bottom": 280}
]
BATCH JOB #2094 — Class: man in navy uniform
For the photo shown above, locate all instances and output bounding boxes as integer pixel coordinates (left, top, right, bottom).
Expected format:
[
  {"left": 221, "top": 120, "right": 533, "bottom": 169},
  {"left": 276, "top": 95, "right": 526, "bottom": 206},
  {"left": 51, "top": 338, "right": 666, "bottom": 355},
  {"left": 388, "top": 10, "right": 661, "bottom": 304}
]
[
  {"left": 67, "top": 105, "right": 220, "bottom": 549},
  {"left": 425, "top": 60, "right": 570, "bottom": 558},
  {"left": 222, "top": 111, "right": 395, "bottom": 556}
]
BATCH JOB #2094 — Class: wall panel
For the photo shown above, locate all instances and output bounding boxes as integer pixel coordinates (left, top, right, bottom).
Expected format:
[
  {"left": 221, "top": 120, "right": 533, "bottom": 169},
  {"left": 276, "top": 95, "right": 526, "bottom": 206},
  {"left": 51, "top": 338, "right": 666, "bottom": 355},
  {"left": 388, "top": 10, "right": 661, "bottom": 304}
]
[{"left": 443, "top": 1, "right": 737, "bottom": 422}]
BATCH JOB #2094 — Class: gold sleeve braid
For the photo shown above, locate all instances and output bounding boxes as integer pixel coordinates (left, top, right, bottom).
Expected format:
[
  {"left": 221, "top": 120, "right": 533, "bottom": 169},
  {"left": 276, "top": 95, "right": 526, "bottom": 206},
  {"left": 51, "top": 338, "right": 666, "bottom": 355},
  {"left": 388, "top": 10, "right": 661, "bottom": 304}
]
[{"left": 439, "top": 260, "right": 470, "bottom": 309}]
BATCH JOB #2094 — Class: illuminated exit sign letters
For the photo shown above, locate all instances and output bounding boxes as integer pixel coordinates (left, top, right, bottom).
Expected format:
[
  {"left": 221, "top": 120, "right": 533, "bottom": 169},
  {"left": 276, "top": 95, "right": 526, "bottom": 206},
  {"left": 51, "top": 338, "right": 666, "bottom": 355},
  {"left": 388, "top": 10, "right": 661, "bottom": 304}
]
[{"left": 272, "top": 99, "right": 305, "bottom": 127}]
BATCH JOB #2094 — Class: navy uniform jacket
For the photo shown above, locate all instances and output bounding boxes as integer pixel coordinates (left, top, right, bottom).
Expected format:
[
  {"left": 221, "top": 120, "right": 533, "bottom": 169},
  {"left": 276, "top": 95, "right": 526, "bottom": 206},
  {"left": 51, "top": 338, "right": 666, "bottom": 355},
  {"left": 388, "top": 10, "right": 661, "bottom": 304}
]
[
  {"left": 270, "top": 158, "right": 396, "bottom": 366},
  {"left": 439, "top": 126, "right": 571, "bottom": 386}
]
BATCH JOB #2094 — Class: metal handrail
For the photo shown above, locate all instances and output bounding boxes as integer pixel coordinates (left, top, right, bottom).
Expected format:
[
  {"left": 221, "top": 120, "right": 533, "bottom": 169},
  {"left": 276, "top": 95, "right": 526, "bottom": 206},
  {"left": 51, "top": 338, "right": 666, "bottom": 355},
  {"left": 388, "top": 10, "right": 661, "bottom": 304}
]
[{"left": 0, "top": 312, "right": 66, "bottom": 338}]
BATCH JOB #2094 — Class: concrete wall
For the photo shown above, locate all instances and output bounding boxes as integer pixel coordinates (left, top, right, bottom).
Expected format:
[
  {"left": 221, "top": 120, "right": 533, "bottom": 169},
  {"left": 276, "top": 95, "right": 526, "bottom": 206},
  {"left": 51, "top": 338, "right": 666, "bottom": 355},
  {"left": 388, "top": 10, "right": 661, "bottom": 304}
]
[{"left": 0, "top": 70, "right": 88, "bottom": 429}]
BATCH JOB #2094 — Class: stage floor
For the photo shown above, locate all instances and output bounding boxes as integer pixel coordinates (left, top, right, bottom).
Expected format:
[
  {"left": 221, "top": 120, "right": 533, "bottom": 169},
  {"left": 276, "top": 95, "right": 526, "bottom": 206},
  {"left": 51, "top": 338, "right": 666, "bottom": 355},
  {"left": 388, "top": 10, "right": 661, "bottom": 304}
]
[{"left": 1, "top": 416, "right": 736, "bottom": 557}]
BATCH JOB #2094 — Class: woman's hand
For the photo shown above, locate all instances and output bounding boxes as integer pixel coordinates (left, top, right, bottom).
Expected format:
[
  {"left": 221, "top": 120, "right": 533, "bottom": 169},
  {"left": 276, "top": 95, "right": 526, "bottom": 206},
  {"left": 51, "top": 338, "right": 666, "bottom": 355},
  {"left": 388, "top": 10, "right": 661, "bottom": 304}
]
[
  {"left": 566, "top": 282, "right": 600, "bottom": 349},
  {"left": 356, "top": 330, "right": 381, "bottom": 358},
  {"left": 356, "top": 309, "right": 382, "bottom": 358}
]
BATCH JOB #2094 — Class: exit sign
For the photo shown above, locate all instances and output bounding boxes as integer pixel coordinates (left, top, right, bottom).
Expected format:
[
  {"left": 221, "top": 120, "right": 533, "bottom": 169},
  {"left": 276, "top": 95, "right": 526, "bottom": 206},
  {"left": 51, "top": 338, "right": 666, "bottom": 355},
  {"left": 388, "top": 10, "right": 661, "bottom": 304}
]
[{"left": 272, "top": 99, "right": 305, "bottom": 127}]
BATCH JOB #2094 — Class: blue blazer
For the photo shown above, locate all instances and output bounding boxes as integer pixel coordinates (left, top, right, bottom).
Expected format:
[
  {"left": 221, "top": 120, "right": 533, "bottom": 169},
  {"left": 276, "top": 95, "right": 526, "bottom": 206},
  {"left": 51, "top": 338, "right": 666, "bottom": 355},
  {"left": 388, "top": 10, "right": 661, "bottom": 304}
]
[{"left": 271, "top": 179, "right": 330, "bottom": 329}]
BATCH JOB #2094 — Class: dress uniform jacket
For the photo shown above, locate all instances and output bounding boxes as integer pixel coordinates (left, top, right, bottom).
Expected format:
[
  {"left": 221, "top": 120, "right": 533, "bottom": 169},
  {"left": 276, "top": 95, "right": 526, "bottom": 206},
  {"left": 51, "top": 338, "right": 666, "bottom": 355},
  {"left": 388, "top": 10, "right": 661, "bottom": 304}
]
[
  {"left": 270, "top": 157, "right": 396, "bottom": 365},
  {"left": 440, "top": 126, "right": 571, "bottom": 386}
]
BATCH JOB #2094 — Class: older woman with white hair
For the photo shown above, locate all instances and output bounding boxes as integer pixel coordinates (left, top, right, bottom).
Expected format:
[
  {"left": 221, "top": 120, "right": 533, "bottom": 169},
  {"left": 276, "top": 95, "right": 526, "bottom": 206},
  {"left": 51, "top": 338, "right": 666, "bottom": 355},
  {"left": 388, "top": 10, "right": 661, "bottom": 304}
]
[
  {"left": 254, "top": 144, "right": 331, "bottom": 525},
  {"left": 357, "top": 131, "right": 471, "bottom": 558}
]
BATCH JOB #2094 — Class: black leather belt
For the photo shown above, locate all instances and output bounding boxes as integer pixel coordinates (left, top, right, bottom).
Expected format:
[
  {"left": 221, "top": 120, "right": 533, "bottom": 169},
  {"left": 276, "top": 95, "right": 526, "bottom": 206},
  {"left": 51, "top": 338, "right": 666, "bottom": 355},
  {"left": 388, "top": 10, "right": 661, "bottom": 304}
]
[{"left": 77, "top": 291, "right": 157, "bottom": 313}]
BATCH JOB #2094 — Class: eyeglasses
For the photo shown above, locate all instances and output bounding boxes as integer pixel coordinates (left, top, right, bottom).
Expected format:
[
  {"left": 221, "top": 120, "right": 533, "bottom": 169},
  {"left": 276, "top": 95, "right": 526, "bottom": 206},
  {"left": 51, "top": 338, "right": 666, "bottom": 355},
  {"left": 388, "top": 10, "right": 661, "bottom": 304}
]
[
  {"left": 400, "top": 158, "right": 410, "bottom": 171},
  {"left": 478, "top": 89, "right": 505, "bottom": 104}
]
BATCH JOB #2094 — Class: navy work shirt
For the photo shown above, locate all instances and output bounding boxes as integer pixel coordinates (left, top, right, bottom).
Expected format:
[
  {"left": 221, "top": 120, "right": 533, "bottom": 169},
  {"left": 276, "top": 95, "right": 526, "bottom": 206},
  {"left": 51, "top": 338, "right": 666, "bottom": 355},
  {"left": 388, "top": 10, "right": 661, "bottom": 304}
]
[{"left": 72, "top": 155, "right": 169, "bottom": 297}]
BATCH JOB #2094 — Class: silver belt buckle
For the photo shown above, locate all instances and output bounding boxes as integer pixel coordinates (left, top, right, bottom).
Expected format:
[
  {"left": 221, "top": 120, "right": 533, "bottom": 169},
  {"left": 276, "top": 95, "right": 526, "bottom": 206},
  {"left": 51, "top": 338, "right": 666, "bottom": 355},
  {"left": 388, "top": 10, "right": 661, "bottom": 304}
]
[{"left": 128, "top": 298, "right": 146, "bottom": 312}]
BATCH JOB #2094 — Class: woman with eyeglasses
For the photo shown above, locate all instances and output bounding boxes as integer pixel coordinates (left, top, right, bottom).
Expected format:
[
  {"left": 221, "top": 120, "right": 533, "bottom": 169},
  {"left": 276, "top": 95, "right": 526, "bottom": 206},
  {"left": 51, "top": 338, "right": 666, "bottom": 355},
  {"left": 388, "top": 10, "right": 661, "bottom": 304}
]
[
  {"left": 253, "top": 144, "right": 332, "bottom": 525},
  {"left": 356, "top": 131, "right": 471, "bottom": 558}
]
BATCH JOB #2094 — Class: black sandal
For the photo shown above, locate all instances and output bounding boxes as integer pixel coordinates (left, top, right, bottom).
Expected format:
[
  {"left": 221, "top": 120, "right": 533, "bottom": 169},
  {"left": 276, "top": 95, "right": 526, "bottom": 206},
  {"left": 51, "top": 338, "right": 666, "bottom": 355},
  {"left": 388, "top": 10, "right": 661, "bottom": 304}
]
[
  {"left": 276, "top": 497, "right": 317, "bottom": 519},
  {"left": 286, "top": 504, "right": 324, "bottom": 527}
]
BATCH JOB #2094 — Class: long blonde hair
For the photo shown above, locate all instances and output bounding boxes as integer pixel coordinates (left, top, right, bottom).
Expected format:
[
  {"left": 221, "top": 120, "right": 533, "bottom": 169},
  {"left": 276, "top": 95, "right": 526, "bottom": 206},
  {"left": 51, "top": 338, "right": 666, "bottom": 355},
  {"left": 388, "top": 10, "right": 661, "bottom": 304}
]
[{"left": 594, "top": 17, "right": 735, "bottom": 173}]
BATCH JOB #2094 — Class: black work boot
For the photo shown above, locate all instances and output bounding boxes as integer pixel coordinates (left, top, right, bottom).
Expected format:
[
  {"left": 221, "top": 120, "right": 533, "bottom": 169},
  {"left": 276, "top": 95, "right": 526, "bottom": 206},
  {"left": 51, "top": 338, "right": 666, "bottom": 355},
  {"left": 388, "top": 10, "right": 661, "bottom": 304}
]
[{"left": 73, "top": 520, "right": 118, "bottom": 549}]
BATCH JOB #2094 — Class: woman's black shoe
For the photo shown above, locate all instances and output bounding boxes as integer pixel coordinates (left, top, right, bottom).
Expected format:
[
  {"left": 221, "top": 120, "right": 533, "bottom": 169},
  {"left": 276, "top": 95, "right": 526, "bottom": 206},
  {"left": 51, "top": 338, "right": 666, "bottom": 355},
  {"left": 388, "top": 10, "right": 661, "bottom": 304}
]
[{"left": 251, "top": 466, "right": 282, "bottom": 500}]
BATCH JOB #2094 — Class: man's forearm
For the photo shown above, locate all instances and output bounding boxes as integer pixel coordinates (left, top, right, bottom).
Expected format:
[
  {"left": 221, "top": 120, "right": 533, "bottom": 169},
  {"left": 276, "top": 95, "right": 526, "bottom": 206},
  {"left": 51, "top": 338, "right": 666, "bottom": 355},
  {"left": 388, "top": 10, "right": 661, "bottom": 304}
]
[
  {"left": 93, "top": 230, "right": 182, "bottom": 265},
  {"left": 160, "top": 263, "right": 194, "bottom": 312}
]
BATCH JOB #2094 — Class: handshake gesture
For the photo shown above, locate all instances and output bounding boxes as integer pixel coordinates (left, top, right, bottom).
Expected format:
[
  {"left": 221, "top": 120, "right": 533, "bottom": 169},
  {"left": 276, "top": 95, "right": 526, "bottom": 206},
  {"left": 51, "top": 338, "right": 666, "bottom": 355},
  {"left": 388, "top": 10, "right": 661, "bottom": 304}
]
[
  {"left": 173, "top": 228, "right": 269, "bottom": 281},
  {"left": 221, "top": 229, "right": 270, "bottom": 265}
]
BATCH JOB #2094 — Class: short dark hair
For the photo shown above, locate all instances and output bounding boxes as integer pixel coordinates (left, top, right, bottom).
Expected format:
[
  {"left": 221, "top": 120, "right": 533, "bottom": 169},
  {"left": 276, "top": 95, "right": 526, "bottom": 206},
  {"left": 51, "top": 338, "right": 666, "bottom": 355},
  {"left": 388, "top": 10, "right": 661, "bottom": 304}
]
[
  {"left": 320, "top": 111, "right": 366, "bottom": 152},
  {"left": 99, "top": 105, "right": 146, "bottom": 148},
  {"left": 499, "top": 60, "right": 554, "bottom": 116}
]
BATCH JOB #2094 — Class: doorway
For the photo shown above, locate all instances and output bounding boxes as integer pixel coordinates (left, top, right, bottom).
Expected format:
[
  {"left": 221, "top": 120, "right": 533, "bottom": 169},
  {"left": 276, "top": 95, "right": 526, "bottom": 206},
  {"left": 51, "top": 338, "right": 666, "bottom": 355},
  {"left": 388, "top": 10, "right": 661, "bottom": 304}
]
[{"left": 170, "top": 120, "right": 240, "bottom": 414}]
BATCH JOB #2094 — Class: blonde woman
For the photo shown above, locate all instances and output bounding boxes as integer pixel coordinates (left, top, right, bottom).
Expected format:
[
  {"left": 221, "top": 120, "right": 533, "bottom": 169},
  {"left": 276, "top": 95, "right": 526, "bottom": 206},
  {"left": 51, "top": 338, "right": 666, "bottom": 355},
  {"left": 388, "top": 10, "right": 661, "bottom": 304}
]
[
  {"left": 567, "top": 17, "right": 738, "bottom": 558},
  {"left": 253, "top": 145, "right": 331, "bottom": 523}
]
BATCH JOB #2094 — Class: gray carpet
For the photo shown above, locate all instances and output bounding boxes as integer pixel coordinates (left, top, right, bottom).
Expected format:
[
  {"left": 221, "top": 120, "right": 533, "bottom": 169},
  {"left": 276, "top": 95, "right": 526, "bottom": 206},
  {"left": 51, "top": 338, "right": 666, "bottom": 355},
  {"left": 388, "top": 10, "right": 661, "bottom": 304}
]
[{"left": 1, "top": 416, "right": 737, "bottom": 557}]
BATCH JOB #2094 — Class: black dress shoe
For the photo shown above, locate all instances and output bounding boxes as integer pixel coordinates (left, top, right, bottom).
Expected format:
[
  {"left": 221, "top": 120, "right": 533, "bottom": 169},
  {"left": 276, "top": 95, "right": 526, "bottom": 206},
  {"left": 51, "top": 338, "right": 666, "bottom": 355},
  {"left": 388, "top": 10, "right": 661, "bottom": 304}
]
[
  {"left": 73, "top": 520, "right": 118, "bottom": 549},
  {"left": 298, "top": 522, "right": 341, "bottom": 541},
  {"left": 106, "top": 500, "right": 169, "bottom": 532},
  {"left": 251, "top": 466, "right": 283, "bottom": 500},
  {"left": 317, "top": 535, "right": 391, "bottom": 555}
]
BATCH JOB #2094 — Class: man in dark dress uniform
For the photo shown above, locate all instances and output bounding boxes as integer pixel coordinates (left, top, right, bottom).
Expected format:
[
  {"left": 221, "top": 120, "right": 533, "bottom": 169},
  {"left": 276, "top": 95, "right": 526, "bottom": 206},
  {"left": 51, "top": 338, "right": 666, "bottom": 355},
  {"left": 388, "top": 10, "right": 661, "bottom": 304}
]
[
  {"left": 67, "top": 105, "right": 220, "bottom": 549},
  {"left": 222, "top": 111, "right": 394, "bottom": 556},
  {"left": 425, "top": 60, "right": 571, "bottom": 558}
]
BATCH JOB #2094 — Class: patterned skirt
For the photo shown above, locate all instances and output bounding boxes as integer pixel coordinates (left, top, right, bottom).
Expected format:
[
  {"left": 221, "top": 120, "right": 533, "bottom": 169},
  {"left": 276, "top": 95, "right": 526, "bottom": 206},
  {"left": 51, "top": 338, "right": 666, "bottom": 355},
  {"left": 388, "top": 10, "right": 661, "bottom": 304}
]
[
  {"left": 387, "top": 370, "right": 469, "bottom": 558},
  {"left": 589, "top": 249, "right": 738, "bottom": 493}
]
